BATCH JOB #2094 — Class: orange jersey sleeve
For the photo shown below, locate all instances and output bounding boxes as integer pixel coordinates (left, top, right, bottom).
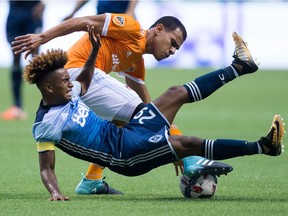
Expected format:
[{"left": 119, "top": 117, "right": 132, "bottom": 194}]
[{"left": 65, "top": 13, "right": 147, "bottom": 82}]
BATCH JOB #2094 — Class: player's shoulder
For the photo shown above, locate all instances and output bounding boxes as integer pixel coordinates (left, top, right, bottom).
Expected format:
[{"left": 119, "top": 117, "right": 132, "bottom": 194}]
[{"left": 109, "top": 13, "right": 140, "bottom": 28}]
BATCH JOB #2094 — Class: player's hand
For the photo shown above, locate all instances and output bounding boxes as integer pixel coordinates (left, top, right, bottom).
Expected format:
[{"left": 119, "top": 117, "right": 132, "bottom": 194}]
[
  {"left": 173, "top": 160, "right": 184, "bottom": 176},
  {"left": 11, "top": 34, "right": 42, "bottom": 59},
  {"left": 87, "top": 25, "right": 101, "bottom": 52},
  {"left": 49, "top": 194, "right": 69, "bottom": 201}
]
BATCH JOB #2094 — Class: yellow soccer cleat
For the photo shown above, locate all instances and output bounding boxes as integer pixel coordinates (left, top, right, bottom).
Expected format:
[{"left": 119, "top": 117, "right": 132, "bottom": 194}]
[
  {"left": 232, "top": 31, "right": 259, "bottom": 75},
  {"left": 259, "top": 114, "right": 285, "bottom": 156}
]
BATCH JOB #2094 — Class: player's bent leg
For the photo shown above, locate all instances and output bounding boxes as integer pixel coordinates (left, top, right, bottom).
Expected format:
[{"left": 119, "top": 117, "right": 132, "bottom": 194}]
[
  {"left": 258, "top": 114, "right": 285, "bottom": 156},
  {"left": 182, "top": 32, "right": 260, "bottom": 105},
  {"left": 183, "top": 156, "right": 233, "bottom": 177},
  {"left": 75, "top": 174, "right": 123, "bottom": 195},
  {"left": 75, "top": 163, "right": 123, "bottom": 195}
]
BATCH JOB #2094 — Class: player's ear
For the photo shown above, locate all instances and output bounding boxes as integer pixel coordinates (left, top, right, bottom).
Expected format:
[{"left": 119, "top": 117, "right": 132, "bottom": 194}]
[
  {"left": 155, "top": 23, "right": 164, "bottom": 35},
  {"left": 43, "top": 82, "right": 54, "bottom": 93}
]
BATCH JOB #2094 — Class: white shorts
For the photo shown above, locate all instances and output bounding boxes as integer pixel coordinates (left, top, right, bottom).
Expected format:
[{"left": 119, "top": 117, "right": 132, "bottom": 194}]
[{"left": 69, "top": 68, "right": 143, "bottom": 123}]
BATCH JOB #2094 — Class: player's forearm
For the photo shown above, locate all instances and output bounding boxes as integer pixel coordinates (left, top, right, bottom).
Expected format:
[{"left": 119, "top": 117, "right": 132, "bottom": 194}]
[
  {"left": 40, "top": 17, "right": 90, "bottom": 44},
  {"left": 40, "top": 168, "right": 62, "bottom": 198},
  {"left": 77, "top": 47, "right": 99, "bottom": 94},
  {"left": 38, "top": 151, "right": 63, "bottom": 199},
  {"left": 41, "top": 14, "right": 106, "bottom": 46},
  {"left": 126, "top": 78, "right": 151, "bottom": 103},
  {"left": 77, "top": 34, "right": 100, "bottom": 95},
  {"left": 137, "top": 89, "right": 151, "bottom": 103}
]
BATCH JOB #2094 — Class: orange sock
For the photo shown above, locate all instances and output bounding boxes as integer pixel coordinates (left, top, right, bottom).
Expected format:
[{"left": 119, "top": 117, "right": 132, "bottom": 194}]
[
  {"left": 170, "top": 124, "right": 183, "bottom": 135},
  {"left": 85, "top": 163, "right": 104, "bottom": 180}
]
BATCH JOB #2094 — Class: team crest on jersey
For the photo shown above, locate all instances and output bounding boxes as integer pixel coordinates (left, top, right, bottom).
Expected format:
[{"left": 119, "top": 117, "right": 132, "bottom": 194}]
[
  {"left": 148, "top": 135, "right": 163, "bottom": 143},
  {"left": 124, "top": 67, "right": 134, "bottom": 73},
  {"left": 113, "top": 16, "right": 125, "bottom": 27}
]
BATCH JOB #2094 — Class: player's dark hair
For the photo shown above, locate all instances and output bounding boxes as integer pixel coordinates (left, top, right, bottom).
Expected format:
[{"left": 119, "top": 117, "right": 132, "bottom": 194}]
[
  {"left": 23, "top": 49, "right": 68, "bottom": 86},
  {"left": 149, "top": 16, "right": 187, "bottom": 41}
]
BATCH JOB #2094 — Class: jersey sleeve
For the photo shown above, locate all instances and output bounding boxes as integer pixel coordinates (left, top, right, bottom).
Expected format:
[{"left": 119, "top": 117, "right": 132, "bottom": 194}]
[
  {"left": 32, "top": 121, "right": 62, "bottom": 144},
  {"left": 102, "top": 13, "right": 144, "bottom": 44}
]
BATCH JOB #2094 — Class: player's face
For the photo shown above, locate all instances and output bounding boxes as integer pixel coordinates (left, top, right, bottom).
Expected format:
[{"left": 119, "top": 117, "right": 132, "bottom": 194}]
[
  {"left": 152, "top": 26, "right": 184, "bottom": 61},
  {"left": 49, "top": 68, "right": 74, "bottom": 104}
]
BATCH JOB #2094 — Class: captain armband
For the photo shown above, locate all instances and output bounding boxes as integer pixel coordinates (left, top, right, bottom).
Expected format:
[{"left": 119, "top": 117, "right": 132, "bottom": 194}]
[{"left": 37, "top": 142, "right": 55, "bottom": 152}]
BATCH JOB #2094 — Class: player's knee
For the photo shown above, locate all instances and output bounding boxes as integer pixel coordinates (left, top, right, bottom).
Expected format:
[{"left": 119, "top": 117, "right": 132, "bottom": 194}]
[{"left": 166, "top": 86, "right": 187, "bottom": 101}]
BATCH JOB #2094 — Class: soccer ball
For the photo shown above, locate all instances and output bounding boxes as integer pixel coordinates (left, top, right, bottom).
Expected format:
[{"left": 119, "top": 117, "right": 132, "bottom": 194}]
[{"left": 179, "top": 174, "right": 218, "bottom": 199}]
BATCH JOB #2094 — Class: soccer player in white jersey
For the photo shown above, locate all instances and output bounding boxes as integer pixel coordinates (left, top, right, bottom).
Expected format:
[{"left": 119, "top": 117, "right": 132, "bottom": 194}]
[{"left": 24, "top": 26, "right": 284, "bottom": 201}]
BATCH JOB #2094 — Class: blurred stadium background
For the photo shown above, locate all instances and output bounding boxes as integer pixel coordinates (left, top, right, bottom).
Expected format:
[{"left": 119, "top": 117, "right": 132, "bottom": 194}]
[{"left": 0, "top": 0, "right": 288, "bottom": 70}]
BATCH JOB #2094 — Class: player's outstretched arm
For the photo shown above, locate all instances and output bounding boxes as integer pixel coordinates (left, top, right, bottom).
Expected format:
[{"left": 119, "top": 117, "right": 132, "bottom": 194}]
[
  {"left": 39, "top": 150, "right": 69, "bottom": 201},
  {"left": 76, "top": 25, "right": 101, "bottom": 96},
  {"left": 125, "top": 76, "right": 151, "bottom": 103},
  {"left": 11, "top": 14, "right": 106, "bottom": 59}
]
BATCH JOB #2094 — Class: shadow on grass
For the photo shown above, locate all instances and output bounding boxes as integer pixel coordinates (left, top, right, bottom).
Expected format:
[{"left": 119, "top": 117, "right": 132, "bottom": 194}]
[
  {"left": 2, "top": 192, "right": 287, "bottom": 203},
  {"left": 69, "top": 194, "right": 288, "bottom": 203}
]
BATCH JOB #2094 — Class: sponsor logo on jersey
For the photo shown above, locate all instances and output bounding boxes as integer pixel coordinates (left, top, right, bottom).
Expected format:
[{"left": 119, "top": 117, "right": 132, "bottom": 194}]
[
  {"left": 71, "top": 104, "right": 89, "bottom": 127},
  {"left": 111, "top": 54, "right": 120, "bottom": 71},
  {"left": 113, "top": 16, "right": 125, "bottom": 27}
]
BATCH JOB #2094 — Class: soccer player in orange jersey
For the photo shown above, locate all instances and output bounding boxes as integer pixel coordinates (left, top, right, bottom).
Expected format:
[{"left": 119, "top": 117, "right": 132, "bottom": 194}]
[{"left": 12, "top": 13, "right": 208, "bottom": 195}]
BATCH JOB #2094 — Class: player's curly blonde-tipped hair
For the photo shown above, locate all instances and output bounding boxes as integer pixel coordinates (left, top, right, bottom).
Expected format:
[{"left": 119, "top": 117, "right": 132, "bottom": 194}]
[{"left": 23, "top": 49, "right": 68, "bottom": 85}]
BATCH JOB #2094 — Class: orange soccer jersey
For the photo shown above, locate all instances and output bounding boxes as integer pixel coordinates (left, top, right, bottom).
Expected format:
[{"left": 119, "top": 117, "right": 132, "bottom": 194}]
[{"left": 65, "top": 13, "right": 147, "bottom": 81}]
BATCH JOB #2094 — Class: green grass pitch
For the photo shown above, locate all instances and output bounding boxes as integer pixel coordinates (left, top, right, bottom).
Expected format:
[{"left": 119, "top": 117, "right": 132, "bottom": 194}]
[{"left": 0, "top": 67, "right": 287, "bottom": 215}]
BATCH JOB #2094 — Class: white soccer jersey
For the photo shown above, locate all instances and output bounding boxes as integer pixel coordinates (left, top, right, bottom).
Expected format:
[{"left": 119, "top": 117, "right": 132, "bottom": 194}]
[{"left": 68, "top": 68, "right": 142, "bottom": 122}]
